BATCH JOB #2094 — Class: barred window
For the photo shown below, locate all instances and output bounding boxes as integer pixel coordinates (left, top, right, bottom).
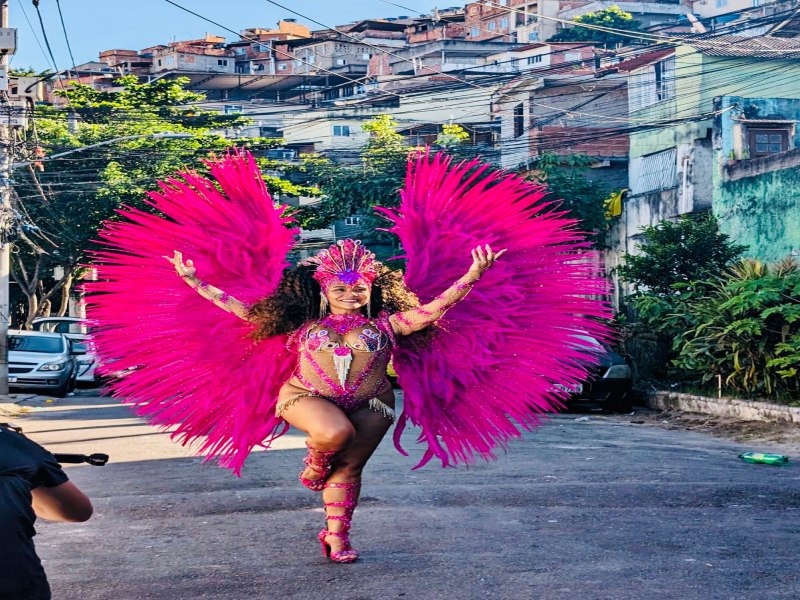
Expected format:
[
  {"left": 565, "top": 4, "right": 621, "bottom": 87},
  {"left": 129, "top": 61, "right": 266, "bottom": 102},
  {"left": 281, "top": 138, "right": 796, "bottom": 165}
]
[{"left": 633, "top": 148, "right": 677, "bottom": 194}]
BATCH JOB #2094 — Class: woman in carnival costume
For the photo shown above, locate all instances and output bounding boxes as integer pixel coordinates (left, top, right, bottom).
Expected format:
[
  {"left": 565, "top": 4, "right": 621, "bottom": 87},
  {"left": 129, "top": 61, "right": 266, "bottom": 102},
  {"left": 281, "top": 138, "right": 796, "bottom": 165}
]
[{"left": 88, "top": 150, "right": 610, "bottom": 563}]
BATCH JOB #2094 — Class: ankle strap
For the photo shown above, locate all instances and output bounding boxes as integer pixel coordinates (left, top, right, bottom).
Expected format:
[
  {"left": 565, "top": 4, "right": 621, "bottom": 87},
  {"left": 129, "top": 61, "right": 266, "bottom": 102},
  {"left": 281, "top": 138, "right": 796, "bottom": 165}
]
[{"left": 306, "top": 443, "right": 337, "bottom": 457}]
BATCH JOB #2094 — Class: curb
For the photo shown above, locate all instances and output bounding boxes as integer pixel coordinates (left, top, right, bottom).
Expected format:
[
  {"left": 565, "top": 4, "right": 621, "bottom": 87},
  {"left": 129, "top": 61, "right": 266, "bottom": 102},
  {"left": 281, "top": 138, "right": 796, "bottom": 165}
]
[{"left": 649, "top": 391, "right": 800, "bottom": 425}]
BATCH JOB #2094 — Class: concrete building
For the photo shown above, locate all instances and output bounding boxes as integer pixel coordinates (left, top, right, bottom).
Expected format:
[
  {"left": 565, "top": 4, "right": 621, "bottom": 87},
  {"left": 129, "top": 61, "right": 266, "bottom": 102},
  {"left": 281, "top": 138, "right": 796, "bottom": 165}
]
[
  {"left": 608, "top": 37, "right": 800, "bottom": 300},
  {"left": 713, "top": 94, "right": 800, "bottom": 261}
]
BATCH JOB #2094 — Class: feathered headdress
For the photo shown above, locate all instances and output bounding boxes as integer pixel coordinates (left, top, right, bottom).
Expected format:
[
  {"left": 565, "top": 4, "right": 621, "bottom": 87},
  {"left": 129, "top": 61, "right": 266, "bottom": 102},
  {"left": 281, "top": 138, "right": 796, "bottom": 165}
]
[{"left": 305, "top": 239, "right": 379, "bottom": 290}]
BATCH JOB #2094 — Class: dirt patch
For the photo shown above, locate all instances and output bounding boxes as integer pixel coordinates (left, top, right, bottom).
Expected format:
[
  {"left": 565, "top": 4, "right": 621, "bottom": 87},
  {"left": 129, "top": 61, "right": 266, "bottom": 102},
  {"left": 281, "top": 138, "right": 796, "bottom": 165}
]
[{"left": 623, "top": 407, "right": 800, "bottom": 455}]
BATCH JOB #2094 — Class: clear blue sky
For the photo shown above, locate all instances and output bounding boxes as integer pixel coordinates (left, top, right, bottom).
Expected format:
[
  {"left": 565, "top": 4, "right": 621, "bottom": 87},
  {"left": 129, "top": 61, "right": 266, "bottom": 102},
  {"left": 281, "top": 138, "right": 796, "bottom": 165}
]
[{"left": 10, "top": 0, "right": 436, "bottom": 72}]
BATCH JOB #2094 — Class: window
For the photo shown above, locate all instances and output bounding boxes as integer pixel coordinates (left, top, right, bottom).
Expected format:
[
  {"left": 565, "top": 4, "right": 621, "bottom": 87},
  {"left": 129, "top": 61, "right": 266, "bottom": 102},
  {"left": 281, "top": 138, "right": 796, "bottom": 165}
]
[
  {"left": 513, "top": 103, "right": 524, "bottom": 138},
  {"left": 344, "top": 216, "right": 362, "bottom": 226},
  {"left": 488, "top": 21, "right": 497, "bottom": 31},
  {"left": 632, "top": 148, "right": 678, "bottom": 194},
  {"left": 470, "top": 27, "right": 480, "bottom": 37},
  {"left": 9, "top": 335, "right": 64, "bottom": 353},
  {"left": 654, "top": 59, "right": 675, "bottom": 102},
  {"left": 332, "top": 125, "right": 351, "bottom": 137},
  {"left": 157, "top": 59, "right": 162, "bottom": 67},
  {"left": 361, "top": 53, "right": 371, "bottom": 60},
  {"left": 527, "top": 55, "right": 542, "bottom": 65},
  {"left": 528, "top": 32, "right": 539, "bottom": 41},
  {"left": 748, "top": 128, "right": 789, "bottom": 156},
  {"left": 217, "top": 59, "right": 228, "bottom": 66},
  {"left": 224, "top": 105, "right": 244, "bottom": 114},
  {"left": 336, "top": 58, "right": 348, "bottom": 66},
  {"left": 715, "top": 0, "right": 728, "bottom": 7},
  {"left": 278, "top": 63, "right": 288, "bottom": 71},
  {"left": 500, "top": 17, "right": 509, "bottom": 28},
  {"left": 630, "top": 57, "right": 675, "bottom": 111}
]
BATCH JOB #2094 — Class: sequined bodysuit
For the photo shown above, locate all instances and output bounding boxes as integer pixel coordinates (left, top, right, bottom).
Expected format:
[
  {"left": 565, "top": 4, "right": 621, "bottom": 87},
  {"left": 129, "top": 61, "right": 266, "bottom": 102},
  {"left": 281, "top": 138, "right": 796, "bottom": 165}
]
[{"left": 276, "top": 313, "right": 397, "bottom": 417}]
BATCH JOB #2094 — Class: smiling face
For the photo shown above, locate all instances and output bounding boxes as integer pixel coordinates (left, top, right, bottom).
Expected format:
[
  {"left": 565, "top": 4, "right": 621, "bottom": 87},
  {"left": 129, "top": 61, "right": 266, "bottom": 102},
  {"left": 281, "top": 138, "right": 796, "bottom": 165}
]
[{"left": 325, "top": 281, "right": 371, "bottom": 314}]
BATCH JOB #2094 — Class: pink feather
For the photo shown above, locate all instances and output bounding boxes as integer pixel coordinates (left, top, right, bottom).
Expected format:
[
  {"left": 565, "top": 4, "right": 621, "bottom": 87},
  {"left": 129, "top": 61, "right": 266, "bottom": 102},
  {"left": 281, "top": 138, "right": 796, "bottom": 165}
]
[
  {"left": 378, "top": 152, "right": 612, "bottom": 469},
  {"left": 86, "top": 150, "right": 298, "bottom": 475}
]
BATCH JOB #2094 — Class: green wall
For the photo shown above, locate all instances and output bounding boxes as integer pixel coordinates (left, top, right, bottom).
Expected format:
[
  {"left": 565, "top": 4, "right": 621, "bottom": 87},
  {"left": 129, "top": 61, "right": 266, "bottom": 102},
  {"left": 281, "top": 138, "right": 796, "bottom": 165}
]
[{"left": 715, "top": 162, "right": 800, "bottom": 261}]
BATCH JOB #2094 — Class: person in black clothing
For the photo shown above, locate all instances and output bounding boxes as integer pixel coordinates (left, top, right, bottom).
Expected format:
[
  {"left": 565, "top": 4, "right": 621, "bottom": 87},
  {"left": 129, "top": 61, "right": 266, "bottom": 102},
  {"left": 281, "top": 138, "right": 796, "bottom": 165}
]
[{"left": 0, "top": 424, "right": 93, "bottom": 600}]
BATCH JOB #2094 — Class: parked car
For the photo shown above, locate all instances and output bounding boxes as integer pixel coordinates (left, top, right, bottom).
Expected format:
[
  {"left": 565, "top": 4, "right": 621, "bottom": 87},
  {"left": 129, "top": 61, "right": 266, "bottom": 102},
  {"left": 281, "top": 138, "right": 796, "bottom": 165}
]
[
  {"left": 31, "top": 317, "right": 99, "bottom": 385},
  {"left": 8, "top": 330, "right": 83, "bottom": 397},
  {"left": 562, "top": 335, "right": 634, "bottom": 413}
]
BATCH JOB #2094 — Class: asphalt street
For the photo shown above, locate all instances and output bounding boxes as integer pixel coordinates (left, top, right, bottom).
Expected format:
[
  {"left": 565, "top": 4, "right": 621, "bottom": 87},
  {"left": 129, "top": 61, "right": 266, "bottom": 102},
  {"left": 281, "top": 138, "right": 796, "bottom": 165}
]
[{"left": 7, "top": 391, "right": 800, "bottom": 600}]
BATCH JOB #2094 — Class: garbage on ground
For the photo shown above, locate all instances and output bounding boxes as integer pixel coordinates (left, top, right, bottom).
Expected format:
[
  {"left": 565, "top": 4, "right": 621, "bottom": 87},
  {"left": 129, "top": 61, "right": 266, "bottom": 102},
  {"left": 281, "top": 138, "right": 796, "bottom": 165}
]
[
  {"left": 738, "top": 452, "right": 789, "bottom": 466},
  {"left": 574, "top": 416, "right": 591, "bottom": 422}
]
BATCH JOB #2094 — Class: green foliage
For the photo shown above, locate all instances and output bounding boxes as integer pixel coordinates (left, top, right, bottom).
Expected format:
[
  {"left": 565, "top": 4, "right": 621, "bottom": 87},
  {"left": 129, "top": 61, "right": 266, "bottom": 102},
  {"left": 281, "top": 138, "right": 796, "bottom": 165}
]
[
  {"left": 11, "top": 77, "right": 286, "bottom": 323},
  {"left": 435, "top": 123, "right": 470, "bottom": 148},
  {"left": 297, "top": 116, "right": 481, "bottom": 241},
  {"left": 618, "top": 214, "right": 747, "bottom": 295},
  {"left": 667, "top": 259, "right": 800, "bottom": 400},
  {"left": 297, "top": 115, "right": 414, "bottom": 232},
  {"left": 549, "top": 6, "right": 643, "bottom": 48},
  {"left": 531, "top": 153, "right": 618, "bottom": 246}
]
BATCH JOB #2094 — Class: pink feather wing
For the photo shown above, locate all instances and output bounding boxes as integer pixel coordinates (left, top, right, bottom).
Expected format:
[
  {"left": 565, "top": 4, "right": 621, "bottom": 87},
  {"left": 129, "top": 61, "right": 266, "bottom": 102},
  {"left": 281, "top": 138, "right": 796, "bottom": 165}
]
[
  {"left": 378, "top": 152, "right": 612, "bottom": 469},
  {"left": 86, "top": 151, "right": 298, "bottom": 475}
]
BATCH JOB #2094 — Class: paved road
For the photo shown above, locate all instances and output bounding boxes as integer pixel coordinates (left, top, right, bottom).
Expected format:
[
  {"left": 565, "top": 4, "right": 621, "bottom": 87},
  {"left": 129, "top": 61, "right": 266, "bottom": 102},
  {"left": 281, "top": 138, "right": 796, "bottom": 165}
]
[{"left": 8, "top": 392, "right": 800, "bottom": 600}]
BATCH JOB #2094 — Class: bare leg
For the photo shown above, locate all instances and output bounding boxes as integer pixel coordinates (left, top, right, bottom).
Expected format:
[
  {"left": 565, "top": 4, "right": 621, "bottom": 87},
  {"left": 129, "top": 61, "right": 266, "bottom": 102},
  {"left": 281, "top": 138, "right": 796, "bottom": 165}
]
[
  {"left": 322, "top": 408, "right": 393, "bottom": 555},
  {"left": 280, "top": 396, "right": 356, "bottom": 484}
]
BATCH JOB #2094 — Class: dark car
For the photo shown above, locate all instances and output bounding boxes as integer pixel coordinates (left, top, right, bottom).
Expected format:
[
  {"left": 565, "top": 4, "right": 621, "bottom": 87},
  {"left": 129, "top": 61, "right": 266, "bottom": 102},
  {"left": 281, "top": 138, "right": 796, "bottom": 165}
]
[{"left": 563, "top": 335, "right": 634, "bottom": 413}]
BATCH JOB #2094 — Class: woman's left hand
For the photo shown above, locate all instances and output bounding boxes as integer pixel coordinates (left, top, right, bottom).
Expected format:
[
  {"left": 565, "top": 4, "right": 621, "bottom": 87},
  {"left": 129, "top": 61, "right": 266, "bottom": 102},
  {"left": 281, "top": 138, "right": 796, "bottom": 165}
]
[{"left": 468, "top": 244, "right": 507, "bottom": 279}]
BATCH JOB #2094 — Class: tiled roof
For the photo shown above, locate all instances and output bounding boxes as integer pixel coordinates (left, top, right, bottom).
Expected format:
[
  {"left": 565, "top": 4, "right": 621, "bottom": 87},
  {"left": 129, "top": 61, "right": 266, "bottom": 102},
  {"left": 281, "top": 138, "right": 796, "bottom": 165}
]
[
  {"left": 605, "top": 48, "right": 675, "bottom": 73},
  {"left": 687, "top": 35, "right": 800, "bottom": 58}
]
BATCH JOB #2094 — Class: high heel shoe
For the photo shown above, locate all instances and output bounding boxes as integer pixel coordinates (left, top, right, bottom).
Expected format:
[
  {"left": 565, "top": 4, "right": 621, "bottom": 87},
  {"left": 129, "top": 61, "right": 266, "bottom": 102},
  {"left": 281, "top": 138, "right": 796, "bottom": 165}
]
[
  {"left": 299, "top": 443, "right": 337, "bottom": 491},
  {"left": 318, "top": 482, "right": 361, "bottom": 563}
]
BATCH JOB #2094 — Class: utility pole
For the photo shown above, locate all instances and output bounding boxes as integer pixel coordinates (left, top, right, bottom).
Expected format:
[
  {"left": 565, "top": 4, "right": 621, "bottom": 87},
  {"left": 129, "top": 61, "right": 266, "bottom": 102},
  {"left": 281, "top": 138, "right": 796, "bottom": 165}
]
[{"left": 0, "top": 0, "right": 11, "bottom": 395}]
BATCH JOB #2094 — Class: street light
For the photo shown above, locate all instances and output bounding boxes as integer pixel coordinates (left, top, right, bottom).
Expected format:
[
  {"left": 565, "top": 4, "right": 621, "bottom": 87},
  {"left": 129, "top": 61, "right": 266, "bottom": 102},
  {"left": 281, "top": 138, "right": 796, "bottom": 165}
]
[
  {"left": 0, "top": 131, "right": 194, "bottom": 396},
  {"left": 12, "top": 132, "right": 194, "bottom": 169}
]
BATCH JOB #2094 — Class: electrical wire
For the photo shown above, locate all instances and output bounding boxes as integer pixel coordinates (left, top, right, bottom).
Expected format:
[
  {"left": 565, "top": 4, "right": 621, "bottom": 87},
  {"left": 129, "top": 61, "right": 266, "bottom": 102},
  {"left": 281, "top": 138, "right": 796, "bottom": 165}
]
[{"left": 54, "top": 0, "right": 79, "bottom": 77}]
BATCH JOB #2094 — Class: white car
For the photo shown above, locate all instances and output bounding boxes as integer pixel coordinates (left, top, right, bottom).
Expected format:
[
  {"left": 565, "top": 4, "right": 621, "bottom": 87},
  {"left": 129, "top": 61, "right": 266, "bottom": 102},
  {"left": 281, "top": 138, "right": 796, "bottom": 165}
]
[
  {"left": 8, "top": 330, "right": 81, "bottom": 397},
  {"left": 31, "top": 317, "right": 99, "bottom": 385}
]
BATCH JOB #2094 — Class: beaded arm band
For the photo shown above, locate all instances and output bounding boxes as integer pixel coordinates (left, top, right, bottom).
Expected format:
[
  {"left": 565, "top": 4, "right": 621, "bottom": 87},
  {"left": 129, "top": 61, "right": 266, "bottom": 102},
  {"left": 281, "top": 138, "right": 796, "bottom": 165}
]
[
  {"left": 180, "top": 274, "right": 253, "bottom": 321},
  {"left": 391, "top": 273, "right": 480, "bottom": 334}
]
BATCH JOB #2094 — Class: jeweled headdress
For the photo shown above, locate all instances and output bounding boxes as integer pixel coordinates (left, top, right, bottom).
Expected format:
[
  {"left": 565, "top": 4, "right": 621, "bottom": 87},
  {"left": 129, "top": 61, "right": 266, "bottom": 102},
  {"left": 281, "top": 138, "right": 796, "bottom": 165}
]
[{"left": 305, "top": 239, "right": 379, "bottom": 290}]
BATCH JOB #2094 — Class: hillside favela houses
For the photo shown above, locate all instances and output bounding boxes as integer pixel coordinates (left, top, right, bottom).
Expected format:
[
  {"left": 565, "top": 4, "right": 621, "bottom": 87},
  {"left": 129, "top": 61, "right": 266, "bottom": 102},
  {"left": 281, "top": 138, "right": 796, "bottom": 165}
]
[{"left": 29, "top": 0, "right": 800, "bottom": 297}]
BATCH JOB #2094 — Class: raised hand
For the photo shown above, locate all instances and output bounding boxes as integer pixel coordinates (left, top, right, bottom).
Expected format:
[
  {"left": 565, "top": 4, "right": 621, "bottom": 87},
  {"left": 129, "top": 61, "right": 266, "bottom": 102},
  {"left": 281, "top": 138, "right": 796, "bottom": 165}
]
[
  {"left": 164, "top": 250, "right": 196, "bottom": 278},
  {"left": 468, "top": 244, "right": 507, "bottom": 279}
]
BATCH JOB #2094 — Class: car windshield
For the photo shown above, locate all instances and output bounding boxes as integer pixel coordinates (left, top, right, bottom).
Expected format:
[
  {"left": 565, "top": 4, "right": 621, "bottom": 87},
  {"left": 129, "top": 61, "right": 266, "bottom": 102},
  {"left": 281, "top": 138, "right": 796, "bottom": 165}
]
[
  {"left": 9, "top": 335, "right": 63, "bottom": 353},
  {"left": 32, "top": 320, "right": 89, "bottom": 335}
]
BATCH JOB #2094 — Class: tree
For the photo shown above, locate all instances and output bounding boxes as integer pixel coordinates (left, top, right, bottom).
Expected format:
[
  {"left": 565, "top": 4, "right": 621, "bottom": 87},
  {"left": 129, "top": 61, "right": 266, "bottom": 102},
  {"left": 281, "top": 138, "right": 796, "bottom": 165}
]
[
  {"left": 10, "top": 77, "right": 285, "bottom": 325},
  {"left": 296, "top": 117, "right": 481, "bottom": 249},
  {"left": 531, "top": 153, "right": 619, "bottom": 247},
  {"left": 618, "top": 214, "right": 747, "bottom": 296},
  {"left": 549, "top": 6, "right": 643, "bottom": 48},
  {"left": 296, "top": 115, "right": 416, "bottom": 233}
]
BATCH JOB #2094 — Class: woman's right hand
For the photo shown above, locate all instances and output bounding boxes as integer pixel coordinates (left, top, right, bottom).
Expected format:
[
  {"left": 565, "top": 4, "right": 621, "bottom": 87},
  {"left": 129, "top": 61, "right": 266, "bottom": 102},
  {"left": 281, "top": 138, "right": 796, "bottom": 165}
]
[{"left": 164, "top": 250, "right": 196, "bottom": 278}]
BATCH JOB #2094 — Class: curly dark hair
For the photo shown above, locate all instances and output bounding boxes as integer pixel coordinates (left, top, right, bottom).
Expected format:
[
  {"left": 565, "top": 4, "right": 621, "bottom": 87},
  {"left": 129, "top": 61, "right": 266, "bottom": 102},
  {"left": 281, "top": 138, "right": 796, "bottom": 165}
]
[{"left": 249, "top": 264, "right": 423, "bottom": 339}]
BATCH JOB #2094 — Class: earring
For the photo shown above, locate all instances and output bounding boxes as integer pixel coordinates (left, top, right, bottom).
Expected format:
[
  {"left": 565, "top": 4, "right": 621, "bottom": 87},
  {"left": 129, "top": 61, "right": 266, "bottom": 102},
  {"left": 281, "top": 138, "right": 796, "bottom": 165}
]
[{"left": 320, "top": 295, "right": 328, "bottom": 316}]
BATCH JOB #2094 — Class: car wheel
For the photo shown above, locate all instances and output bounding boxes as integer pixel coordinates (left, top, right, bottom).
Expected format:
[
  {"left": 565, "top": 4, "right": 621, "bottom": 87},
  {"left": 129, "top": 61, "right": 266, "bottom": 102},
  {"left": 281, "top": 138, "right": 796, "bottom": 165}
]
[{"left": 53, "top": 380, "right": 71, "bottom": 397}]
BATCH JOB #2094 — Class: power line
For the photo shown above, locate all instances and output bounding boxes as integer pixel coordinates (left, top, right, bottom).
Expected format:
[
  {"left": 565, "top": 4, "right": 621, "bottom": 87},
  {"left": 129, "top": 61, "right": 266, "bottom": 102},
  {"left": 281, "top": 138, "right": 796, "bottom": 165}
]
[{"left": 54, "top": 0, "right": 78, "bottom": 77}]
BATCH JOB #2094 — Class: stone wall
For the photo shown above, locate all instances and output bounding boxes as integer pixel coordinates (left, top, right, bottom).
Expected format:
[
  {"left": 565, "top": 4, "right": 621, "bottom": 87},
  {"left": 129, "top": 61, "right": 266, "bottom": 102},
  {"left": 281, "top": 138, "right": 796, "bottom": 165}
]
[{"left": 650, "top": 392, "right": 800, "bottom": 424}]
